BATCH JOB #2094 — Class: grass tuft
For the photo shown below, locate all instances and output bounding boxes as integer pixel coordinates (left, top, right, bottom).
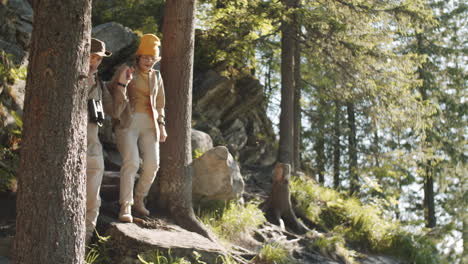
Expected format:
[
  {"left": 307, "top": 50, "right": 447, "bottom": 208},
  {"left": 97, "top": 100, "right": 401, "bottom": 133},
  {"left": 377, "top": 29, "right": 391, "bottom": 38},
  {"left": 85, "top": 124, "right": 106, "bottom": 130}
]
[
  {"left": 199, "top": 201, "right": 266, "bottom": 242},
  {"left": 290, "top": 176, "right": 441, "bottom": 264}
]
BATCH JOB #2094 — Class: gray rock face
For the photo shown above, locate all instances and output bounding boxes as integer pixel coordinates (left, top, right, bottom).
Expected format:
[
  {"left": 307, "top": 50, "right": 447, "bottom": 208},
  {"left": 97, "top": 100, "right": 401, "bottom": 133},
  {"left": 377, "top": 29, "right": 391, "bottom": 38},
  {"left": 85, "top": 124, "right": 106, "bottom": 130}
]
[
  {"left": 193, "top": 70, "right": 277, "bottom": 167},
  {"left": 192, "top": 146, "right": 244, "bottom": 201},
  {"left": 0, "top": 39, "right": 27, "bottom": 65},
  {"left": 191, "top": 129, "right": 213, "bottom": 155},
  {"left": 223, "top": 119, "right": 248, "bottom": 151},
  {"left": 0, "top": 256, "right": 11, "bottom": 264},
  {"left": 9, "top": 79, "right": 25, "bottom": 110},
  {"left": 8, "top": 0, "right": 32, "bottom": 49},
  {"left": 0, "top": 0, "right": 32, "bottom": 64},
  {"left": 106, "top": 222, "right": 226, "bottom": 264},
  {"left": 7, "top": 0, "right": 33, "bottom": 22}
]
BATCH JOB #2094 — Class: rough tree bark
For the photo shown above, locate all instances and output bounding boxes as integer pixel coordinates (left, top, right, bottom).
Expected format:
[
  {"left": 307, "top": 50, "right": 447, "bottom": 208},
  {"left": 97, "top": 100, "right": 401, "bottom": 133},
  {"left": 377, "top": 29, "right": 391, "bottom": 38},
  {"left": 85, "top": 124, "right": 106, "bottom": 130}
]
[
  {"left": 278, "top": 0, "right": 296, "bottom": 166},
  {"left": 14, "top": 0, "right": 91, "bottom": 263},
  {"left": 262, "top": 163, "right": 308, "bottom": 234},
  {"left": 158, "top": 0, "right": 211, "bottom": 239}
]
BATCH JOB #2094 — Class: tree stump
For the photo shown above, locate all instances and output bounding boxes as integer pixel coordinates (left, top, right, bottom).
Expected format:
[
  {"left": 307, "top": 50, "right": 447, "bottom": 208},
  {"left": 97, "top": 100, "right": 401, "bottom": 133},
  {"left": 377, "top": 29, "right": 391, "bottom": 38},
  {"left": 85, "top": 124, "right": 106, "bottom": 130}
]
[{"left": 262, "top": 163, "right": 308, "bottom": 234}]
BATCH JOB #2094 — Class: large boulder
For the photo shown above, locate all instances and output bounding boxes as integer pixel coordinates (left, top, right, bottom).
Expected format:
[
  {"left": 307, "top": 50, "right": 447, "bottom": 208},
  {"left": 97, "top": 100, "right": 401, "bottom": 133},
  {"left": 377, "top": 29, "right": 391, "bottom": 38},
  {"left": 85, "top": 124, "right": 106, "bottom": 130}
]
[
  {"left": 191, "top": 129, "right": 213, "bottom": 155},
  {"left": 192, "top": 146, "right": 244, "bottom": 201},
  {"left": 92, "top": 22, "right": 138, "bottom": 80}
]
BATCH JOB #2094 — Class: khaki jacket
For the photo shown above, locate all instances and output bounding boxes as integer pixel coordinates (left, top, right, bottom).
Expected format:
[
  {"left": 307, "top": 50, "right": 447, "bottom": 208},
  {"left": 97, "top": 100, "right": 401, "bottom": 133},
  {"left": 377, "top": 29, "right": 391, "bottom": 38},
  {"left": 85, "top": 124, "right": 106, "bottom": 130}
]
[
  {"left": 87, "top": 76, "right": 114, "bottom": 157},
  {"left": 87, "top": 76, "right": 114, "bottom": 117},
  {"left": 110, "top": 65, "right": 165, "bottom": 131}
]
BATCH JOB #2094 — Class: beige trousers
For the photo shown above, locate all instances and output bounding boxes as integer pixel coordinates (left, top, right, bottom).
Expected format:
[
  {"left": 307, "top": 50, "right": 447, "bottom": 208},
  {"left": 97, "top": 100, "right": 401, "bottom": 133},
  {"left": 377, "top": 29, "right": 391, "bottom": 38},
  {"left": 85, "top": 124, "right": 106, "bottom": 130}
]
[
  {"left": 86, "top": 123, "right": 104, "bottom": 240},
  {"left": 116, "top": 112, "right": 160, "bottom": 205}
]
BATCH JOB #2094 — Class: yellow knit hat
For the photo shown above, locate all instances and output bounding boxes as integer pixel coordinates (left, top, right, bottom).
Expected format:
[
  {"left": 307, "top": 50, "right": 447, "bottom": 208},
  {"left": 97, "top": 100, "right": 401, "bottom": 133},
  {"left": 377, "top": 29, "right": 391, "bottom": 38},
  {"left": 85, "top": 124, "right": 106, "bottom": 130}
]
[{"left": 136, "top": 34, "right": 161, "bottom": 56}]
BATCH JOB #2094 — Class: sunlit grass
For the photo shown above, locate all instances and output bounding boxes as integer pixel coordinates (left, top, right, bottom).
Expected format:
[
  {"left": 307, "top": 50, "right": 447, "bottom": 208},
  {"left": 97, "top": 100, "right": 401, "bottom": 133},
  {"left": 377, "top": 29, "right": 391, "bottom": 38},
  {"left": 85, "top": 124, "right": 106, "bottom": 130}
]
[
  {"left": 253, "top": 243, "right": 298, "bottom": 264},
  {"left": 290, "top": 176, "right": 441, "bottom": 264},
  {"left": 138, "top": 250, "right": 192, "bottom": 264},
  {"left": 199, "top": 201, "right": 266, "bottom": 242},
  {"left": 85, "top": 231, "right": 112, "bottom": 264}
]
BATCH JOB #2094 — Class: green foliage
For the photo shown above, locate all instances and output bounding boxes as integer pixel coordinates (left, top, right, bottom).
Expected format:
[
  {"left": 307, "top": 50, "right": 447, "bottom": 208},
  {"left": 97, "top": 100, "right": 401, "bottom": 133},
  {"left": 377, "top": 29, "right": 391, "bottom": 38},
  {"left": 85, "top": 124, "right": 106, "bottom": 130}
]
[
  {"left": 1, "top": 51, "right": 26, "bottom": 86},
  {"left": 138, "top": 250, "right": 208, "bottom": 264},
  {"left": 195, "top": 0, "right": 281, "bottom": 74},
  {"left": 383, "top": 229, "right": 441, "bottom": 264},
  {"left": 0, "top": 51, "right": 23, "bottom": 193},
  {"left": 0, "top": 147, "right": 18, "bottom": 192},
  {"left": 290, "top": 176, "right": 442, "bottom": 263},
  {"left": 92, "top": 0, "right": 164, "bottom": 34},
  {"left": 192, "top": 148, "right": 205, "bottom": 160},
  {"left": 214, "top": 255, "right": 238, "bottom": 264},
  {"left": 0, "top": 51, "right": 15, "bottom": 86},
  {"left": 85, "top": 232, "right": 112, "bottom": 264},
  {"left": 138, "top": 250, "right": 238, "bottom": 264},
  {"left": 199, "top": 201, "right": 265, "bottom": 242},
  {"left": 253, "top": 243, "right": 298, "bottom": 264}
]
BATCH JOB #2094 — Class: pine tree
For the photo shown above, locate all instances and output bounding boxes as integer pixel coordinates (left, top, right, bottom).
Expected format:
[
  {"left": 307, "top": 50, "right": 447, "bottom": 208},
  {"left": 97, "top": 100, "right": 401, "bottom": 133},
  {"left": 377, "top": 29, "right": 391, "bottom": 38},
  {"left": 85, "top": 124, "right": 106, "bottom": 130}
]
[
  {"left": 14, "top": 0, "right": 91, "bottom": 262},
  {"left": 158, "top": 0, "right": 212, "bottom": 239}
]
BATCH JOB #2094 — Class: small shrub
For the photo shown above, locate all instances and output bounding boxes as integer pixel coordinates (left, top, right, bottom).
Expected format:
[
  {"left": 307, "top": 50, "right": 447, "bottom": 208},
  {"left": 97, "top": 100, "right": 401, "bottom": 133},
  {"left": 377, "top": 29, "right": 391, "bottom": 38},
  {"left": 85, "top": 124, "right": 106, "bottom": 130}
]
[
  {"left": 85, "top": 231, "right": 112, "bottom": 264},
  {"left": 138, "top": 250, "right": 208, "bottom": 264},
  {"left": 192, "top": 148, "right": 204, "bottom": 159},
  {"left": 253, "top": 243, "right": 298, "bottom": 264},
  {"left": 215, "top": 255, "right": 238, "bottom": 264},
  {"left": 200, "top": 201, "right": 265, "bottom": 242}
]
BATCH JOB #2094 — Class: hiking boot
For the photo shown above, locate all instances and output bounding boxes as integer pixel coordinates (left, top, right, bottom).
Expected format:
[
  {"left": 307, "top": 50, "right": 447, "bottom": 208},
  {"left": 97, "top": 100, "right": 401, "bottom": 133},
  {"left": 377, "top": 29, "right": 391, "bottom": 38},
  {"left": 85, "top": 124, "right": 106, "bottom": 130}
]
[
  {"left": 119, "top": 202, "right": 133, "bottom": 223},
  {"left": 133, "top": 195, "right": 150, "bottom": 217}
]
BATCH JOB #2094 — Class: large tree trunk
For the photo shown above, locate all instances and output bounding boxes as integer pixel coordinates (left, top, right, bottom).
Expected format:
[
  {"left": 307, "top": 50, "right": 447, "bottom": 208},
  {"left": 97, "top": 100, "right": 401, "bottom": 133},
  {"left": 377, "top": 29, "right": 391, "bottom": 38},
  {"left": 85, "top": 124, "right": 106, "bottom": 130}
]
[
  {"left": 277, "top": 0, "right": 296, "bottom": 166},
  {"left": 292, "top": 5, "right": 301, "bottom": 173},
  {"left": 14, "top": 1, "right": 91, "bottom": 263},
  {"left": 158, "top": 0, "right": 211, "bottom": 239},
  {"left": 333, "top": 101, "right": 341, "bottom": 189},
  {"left": 347, "top": 102, "right": 359, "bottom": 195}
]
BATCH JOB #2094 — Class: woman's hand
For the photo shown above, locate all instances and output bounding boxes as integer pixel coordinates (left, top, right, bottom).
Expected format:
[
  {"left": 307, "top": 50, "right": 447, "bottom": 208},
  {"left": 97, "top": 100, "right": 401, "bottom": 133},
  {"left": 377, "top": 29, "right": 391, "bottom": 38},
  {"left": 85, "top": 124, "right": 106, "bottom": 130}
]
[
  {"left": 119, "top": 65, "right": 134, "bottom": 85},
  {"left": 159, "top": 124, "right": 167, "bottom": 142}
]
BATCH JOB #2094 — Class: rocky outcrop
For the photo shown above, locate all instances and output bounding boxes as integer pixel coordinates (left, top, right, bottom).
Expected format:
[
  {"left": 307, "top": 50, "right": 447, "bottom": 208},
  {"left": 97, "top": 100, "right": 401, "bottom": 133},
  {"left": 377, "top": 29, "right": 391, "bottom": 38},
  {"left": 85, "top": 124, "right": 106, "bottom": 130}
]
[
  {"left": 192, "top": 146, "right": 244, "bottom": 201},
  {"left": 106, "top": 222, "right": 226, "bottom": 264},
  {"left": 0, "top": 0, "right": 32, "bottom": 65},
  {"left": 193, "top": 70, "right": 277, "bottom": 168}
]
